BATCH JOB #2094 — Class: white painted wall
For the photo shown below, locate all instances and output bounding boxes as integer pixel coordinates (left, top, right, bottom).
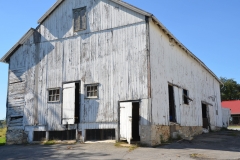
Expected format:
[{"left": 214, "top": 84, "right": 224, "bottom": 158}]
[
  {"left": 8, "top": 0, "right": 150, "bottom": 134},
  {"left": 149, "top": 19, "right": 222, "bottom": 128}
]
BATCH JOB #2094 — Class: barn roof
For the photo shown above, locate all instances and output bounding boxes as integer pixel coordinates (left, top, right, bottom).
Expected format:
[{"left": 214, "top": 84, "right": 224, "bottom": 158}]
[
  {"left": 1, "top": 0, "right": 222, "bottom": 84},
  {"left": 222, "top": 100, "right": 240, "bottom": 115}
]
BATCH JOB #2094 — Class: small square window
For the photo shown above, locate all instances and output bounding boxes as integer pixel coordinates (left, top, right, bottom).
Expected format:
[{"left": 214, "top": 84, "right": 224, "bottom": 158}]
[
  {"left": 48, "top": 88, "right": 60, "bottom": 102},
  {"left": 85, "top": 84, "right": 98, "bottom": 99},
  {"left": 183, "top": 89, "right": 189, "bottom": 105},
  {"left": 73, "top": 7, "right": 87, "bottom": 32}
]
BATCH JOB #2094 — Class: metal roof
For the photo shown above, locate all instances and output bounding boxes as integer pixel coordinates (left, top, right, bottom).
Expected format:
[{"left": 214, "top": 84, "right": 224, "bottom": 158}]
[
  {"left": 222, "top": 100, "right": 240, "bottom": 115},
  {"left": 0, "top": 28, "right": 35, "bottom": 63},
  {"left": 1, "top": 0, "right": 222, "bottom": 84}
]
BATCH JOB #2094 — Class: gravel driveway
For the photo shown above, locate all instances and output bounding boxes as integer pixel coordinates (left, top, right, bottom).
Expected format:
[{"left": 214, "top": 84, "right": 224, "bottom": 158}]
[{"left": 0, "top": 130, "right": 240, "bottom": 160}]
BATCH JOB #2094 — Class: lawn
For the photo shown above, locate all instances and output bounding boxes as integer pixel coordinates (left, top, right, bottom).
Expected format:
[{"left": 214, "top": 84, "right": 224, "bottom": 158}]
[{"left": 0, "top": 127, "right": 6, "bottom": 145}]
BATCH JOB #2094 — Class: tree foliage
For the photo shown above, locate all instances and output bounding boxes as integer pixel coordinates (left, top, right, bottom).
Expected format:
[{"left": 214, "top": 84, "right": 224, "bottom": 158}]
[{"left": 220, "top": 77, "right": 240, "bottom": 101}]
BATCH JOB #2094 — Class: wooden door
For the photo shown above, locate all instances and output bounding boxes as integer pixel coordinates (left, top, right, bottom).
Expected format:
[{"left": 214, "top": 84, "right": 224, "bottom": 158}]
[
  {"left": 62, "top": 83, "right": 75, "bottom": 125},
  {"left": 120, "top": 102, "right": 132, "bottom": 144}
]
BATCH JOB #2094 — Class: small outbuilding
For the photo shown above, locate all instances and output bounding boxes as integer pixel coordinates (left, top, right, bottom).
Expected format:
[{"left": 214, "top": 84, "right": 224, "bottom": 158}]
[{"left": 222, "top": 100, "right": 240, "bottom": 125}]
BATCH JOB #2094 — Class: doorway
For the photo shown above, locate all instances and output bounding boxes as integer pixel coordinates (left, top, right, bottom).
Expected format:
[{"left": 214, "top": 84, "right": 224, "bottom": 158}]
[
  {"left": 62, "top": 81, "right": 80, "bottom": 125},
  {"left": 168, "top": 85, "right": 176, "bottom": 122},
  {"left": 120, "top": 101, "right": 140, "bottom": 144},
  {"left": 202, "top": 103, "right": 209, "bottom": 129}
]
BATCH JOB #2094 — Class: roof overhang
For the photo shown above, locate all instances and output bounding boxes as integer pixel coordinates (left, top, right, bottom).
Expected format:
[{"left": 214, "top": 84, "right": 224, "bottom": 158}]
[{"left": 0, "top": 28, "right": 35, "bottom": 63}]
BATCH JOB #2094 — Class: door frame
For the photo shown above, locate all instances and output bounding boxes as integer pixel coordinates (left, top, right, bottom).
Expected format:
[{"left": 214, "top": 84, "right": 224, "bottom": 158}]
[
  {"left": 61, "top": 80, "right": 81, "bottom": 125},
  {"left": 118, "top": 99, "right": 141, "bottom": 142}
]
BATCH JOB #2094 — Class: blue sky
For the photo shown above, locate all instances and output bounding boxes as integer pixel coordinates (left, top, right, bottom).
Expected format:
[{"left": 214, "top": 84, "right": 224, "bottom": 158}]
[{"left": 0, "top": 0, "right": 239, "bottom": 119}]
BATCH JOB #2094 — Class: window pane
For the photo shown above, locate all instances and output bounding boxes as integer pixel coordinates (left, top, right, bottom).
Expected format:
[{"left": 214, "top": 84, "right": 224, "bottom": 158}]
[
  {"left": 94, "top": 90, "right": 97, "bottom": 97},
  {"left": 53, "top": 90, "right": 56, "bottom": 95},
  {"left": 56, "top": 95, "right": 59, "bottom": 101},
  {"left": 56, "top": 89, "right": 59, "bottom": 94},
  {"left": 49, "top": 90, "right": 53, "bottom": 95},
  {"left": 49, "top": 96, "right": 52, "bottom": 101},
  {"left": 87, "top": 86, "right": 90, "bottom": 91},
  {"left": 52, "top": 96, "right": 56, "bottom": 101},
  {"left": 87, "top": 91, "right": 91, "bottom": 97}
]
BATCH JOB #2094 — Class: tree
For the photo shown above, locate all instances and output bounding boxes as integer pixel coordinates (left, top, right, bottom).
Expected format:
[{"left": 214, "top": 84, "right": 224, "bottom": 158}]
[{"left": 220, "top": 77, "right": 240, "bottom": 101}]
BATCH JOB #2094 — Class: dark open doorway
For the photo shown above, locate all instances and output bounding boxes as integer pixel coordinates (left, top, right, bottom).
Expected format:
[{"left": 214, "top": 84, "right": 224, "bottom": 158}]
[
  {"left": 168, "top": 85, "right": 176, "bottom": 122},
  {"left": 202, "top": 103, "right": 209, "bottom": 129},
  {"left": 132, "top": 102, "right": 140, "bottom": 141},
  {"left": 75, "top": 83, "right": 80, "bottom": 124}
]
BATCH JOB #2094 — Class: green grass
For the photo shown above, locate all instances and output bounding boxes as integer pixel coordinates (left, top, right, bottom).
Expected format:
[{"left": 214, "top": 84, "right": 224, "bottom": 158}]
[
  {"left": 0, "top": 128, "right": 7, "bottom": 146},
  {"left": 43, "top": 140, "right": 56, "bottom": 145}
]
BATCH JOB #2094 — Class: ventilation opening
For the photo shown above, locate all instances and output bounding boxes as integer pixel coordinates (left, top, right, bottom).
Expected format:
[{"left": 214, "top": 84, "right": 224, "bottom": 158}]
[
  {"left": 33, "top": 131, "right": 46, "bottom": 141},
  {"left": 49, "top": 130, "right": 76, "bottom": 140},
  {"left": 168, "top": 85, "right": 176, "bottom": 122},
  {"left": 86, "top": 129, "right": 115, "bottom": 141}
]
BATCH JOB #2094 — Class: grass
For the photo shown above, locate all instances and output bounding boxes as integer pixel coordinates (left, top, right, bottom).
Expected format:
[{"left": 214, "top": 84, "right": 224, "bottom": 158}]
[
  {"left": 115, "top": 141, "right": 141, "bottom": 152},
  {"left": 190, "top": 153, "right": 206, "bottom": 159},
  {"left": 0, "top": 128, "right": 7, "bottom": 146},
  {"left": 43, "top": 140, "right": 56, "bottom": 145}
]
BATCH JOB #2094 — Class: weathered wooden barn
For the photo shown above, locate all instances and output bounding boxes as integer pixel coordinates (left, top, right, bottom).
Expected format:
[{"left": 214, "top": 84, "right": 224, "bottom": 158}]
[{"left": 1, "top": 0, "right": 223, "bottom": 145}]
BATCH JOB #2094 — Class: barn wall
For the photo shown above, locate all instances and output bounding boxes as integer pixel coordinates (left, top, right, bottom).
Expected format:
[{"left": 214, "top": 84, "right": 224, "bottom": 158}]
[
  {"left": 149, "top": 20, "right": 222, "bottom": 128},
  {"left": 6, "top": 0, "right": 149, "bottom": 143},
  {"left": 39, "top": 0, "right": 145, "bottom": 42}
]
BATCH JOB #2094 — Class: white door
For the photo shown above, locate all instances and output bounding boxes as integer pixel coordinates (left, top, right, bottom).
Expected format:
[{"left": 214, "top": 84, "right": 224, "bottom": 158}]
[
  {"left": 62, "top": 83, "right": 75, "bottom": 125},
  {"left": 120, "top": 102, "right": 132, "bottom": 144}
]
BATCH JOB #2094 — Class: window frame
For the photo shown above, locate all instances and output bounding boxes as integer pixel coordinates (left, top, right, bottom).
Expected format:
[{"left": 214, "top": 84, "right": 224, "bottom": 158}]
[
  {"left": 85, "top": 83, "right": 99, "bottom": 99},
  {"left": 73, "top": 6, "right": 87, "bottom": 32},
  {"left": 48, "top": 88, "right": 61, "bottom": 103}
]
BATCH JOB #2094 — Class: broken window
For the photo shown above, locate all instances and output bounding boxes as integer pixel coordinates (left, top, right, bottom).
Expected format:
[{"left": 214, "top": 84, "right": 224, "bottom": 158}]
[
  {"left": 73, "top": 7, "right": 87, "bottom": 32},
  {"left": 183, "top": 89, "right": 189, "bottom": 105},
  {"left": 48, "top": 88, "right": 60, "bottom": 102},
  {"left": 85, "top": 84, "right": 98, "bottom": 98}
]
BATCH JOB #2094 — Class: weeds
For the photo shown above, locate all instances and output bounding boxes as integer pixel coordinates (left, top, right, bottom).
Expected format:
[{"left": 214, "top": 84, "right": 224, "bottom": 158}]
[
  {"left": 44, "top": 140, "right": 56, "bottom": 145},
  {"left": 115, "top": 141, "right": 143, "bottom": 152}
]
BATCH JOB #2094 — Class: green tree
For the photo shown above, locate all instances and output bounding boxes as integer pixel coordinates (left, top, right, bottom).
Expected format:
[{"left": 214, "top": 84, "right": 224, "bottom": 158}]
[{"left": 220, "top": 77, "right": 240, "bottom": 101}]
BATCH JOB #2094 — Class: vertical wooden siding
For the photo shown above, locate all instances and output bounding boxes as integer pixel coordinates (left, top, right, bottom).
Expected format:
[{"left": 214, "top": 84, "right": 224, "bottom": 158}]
[
  {"left": 8, "top": 0, "right": 149, "bottom": 131},
  {"left": 149, "top": 20, "right": 222, "bottom": 127}
]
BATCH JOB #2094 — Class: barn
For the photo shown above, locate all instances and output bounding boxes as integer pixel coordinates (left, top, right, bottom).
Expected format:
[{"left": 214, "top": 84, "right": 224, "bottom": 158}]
[{"left": 1, "top": 0, "right": 223, "bottom": 146}]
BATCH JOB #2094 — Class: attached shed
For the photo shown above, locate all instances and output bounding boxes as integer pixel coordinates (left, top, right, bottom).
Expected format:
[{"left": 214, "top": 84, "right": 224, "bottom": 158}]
[{"left": 1, "top": 0, "right": 223, "bottom": 146}]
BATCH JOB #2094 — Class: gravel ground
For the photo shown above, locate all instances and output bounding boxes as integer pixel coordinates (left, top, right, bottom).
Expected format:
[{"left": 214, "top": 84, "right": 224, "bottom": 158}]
[{"left": 0, "top": 130, "right": 240, "bottom": 160}]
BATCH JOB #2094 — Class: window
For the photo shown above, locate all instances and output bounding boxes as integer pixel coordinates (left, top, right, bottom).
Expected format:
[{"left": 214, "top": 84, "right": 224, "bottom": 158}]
[
  {"left": 48, "top": 88, "right": 60, "bottom": 102},
  {"left": 183, "top": 89, "right": 189, "bottom": 105},
  {"left": 73, "top": 7, "right": 87, "bottom": 32},
  {"left": 85, "top": 84, "right": 98, "bottom": 98}
]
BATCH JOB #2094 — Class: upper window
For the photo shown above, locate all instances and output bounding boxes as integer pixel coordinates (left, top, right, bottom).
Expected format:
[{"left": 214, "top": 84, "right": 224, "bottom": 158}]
[
  {"left": 48, "top": 88, "right": 60, "bottom": 102},
  {"left": 183, "top": 89, "right": 189, "bottom": 105},
  {"left": 85, "top": 84, "right": 98, "bottom": 99},
  {"left": 73, "top": 7, "right": 87, "bottom": 32}
]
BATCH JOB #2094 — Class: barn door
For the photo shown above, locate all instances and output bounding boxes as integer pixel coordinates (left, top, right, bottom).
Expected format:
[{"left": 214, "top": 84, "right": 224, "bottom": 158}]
[
  {"left": 120, "top": 102, "right": 132, "bottom": 144},
  {"left": 62, "top": 83, "right": 75, "bottom": 125}
]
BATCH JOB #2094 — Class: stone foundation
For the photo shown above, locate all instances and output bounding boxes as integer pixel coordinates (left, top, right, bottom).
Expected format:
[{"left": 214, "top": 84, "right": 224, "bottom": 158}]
[
  {"left": 6, "top": 129, "right": 28, "bottom": 144},
  {"left": 151, "top": 125, "right": 170, "bottom": 146},
  {"left": 151, "top": 125, "right": 203, "bottom": 146}
]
